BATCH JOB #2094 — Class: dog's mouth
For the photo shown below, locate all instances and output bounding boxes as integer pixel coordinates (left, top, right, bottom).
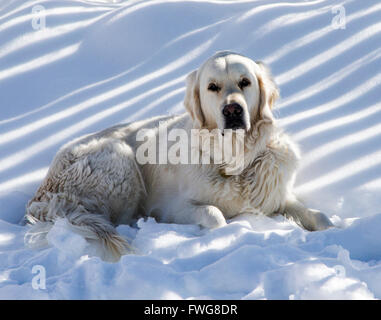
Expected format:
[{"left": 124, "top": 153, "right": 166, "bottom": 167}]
[
  {"left": 221, "top": 121, "right": 247, "bottom": 136},
  {"left": 224, "top": 121, "right": 247, "bottom": 131}
]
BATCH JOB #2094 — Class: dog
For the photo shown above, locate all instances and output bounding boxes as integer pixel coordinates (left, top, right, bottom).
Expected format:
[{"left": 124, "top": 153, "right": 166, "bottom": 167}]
[{"left": 25, "top": 51, "right": 333, "bottom": 262}]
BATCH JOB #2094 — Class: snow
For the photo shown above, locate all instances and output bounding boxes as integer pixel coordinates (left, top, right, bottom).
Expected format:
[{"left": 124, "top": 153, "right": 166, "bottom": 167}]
[{"left": 0, "top": 0, "right": 381, "bottom": 299}]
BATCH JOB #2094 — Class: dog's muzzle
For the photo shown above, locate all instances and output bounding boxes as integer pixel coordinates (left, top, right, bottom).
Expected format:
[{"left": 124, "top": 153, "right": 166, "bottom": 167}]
[{"left": 223, "top": 103, "right": 246, "bottom": 130}]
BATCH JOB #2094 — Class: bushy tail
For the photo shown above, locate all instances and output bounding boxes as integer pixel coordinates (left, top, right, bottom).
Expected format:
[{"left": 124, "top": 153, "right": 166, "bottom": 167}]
[
  {"left": 25, "top": 193, "right": 131, "bottom": 262},
  {"left": 64, "top": 211, "right": 132, "bottom": 262}
]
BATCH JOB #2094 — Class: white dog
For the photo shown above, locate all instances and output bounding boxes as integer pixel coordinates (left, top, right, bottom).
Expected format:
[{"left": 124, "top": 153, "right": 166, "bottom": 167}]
[{"left": 25, "top": 51, "right": 333, "bottom": 262}]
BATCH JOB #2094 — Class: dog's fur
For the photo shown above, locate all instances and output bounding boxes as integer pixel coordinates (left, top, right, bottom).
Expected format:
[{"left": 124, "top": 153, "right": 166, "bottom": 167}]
[{"left": 25, "top": 52, "right": 332, "bottom": 262}]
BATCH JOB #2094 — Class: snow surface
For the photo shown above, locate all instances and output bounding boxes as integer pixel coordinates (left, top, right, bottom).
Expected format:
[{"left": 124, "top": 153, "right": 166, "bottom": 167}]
[{"left": 0, "top": 0, "right": 381, "bottom": 299}]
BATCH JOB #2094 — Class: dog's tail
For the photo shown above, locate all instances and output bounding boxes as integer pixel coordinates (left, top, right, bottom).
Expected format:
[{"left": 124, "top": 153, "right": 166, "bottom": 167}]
[{"left": 25, "top": 193, "right": 131, "bottom": 262}]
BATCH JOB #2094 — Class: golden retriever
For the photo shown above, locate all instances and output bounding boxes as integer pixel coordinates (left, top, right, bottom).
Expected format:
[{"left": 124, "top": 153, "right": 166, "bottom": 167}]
[{"left": 25, "top": 51, "right": 333, "bottom": 262}]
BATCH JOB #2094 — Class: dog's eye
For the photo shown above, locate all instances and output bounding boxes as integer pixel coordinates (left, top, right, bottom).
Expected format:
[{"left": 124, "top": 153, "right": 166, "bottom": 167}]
[
  {"left": 238, "top": 78, "right": 251, "bottom": 89},
  {"left": 208, "top": 83, "right": 220, "bottom": 92}
]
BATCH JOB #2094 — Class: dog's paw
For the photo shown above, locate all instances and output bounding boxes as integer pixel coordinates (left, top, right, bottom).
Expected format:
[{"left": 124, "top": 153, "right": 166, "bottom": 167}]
[
  {"left": 303, "top": 209, "right": 334, "bottom": 231},
  {"left": 199, "top": 205, "right": 227, "bottom": 229}
]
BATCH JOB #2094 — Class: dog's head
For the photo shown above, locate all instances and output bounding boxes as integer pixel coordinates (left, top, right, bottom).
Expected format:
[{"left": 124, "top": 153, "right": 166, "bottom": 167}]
[{"left": 184, "top": 51, "right": 279, "bottom": 132}]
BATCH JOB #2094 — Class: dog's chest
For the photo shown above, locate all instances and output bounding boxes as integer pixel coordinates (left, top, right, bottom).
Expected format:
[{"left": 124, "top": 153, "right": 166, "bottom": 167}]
[{"left": 203, "top": 148, "right": 296, "bottom": 217}]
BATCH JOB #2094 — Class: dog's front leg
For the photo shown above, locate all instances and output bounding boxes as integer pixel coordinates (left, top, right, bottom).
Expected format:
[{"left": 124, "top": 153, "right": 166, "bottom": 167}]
[{"left": 283, "top": 196, "right": 333, "bottom": 231}]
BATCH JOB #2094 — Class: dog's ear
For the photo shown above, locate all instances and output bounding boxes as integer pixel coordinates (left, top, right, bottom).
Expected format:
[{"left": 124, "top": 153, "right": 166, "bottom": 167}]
[
  {"left": 255, "top": 61, "right": 279, "bottom": 122},
  {"left": 184, "top": 70, "right": 205, "bottom": 129}
]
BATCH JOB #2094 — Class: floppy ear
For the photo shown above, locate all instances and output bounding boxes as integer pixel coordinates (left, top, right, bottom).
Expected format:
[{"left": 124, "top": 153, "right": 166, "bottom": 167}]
[
  {"left": 184, "top": 70, "right": 205, "bottom": 129},
  {"left": 255, "top": 61, "right": 279, "bottom": 123}
]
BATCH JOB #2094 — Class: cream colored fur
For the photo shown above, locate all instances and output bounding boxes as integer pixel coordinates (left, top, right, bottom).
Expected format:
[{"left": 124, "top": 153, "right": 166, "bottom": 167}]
[{"left": 25, "top": 51, "right": 332, "bottom": 262}]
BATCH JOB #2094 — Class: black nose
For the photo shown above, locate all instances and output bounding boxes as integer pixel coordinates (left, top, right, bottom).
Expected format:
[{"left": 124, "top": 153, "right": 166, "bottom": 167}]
[{"left": 223, "top": 103, "right": 243, "bottom": 117}]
